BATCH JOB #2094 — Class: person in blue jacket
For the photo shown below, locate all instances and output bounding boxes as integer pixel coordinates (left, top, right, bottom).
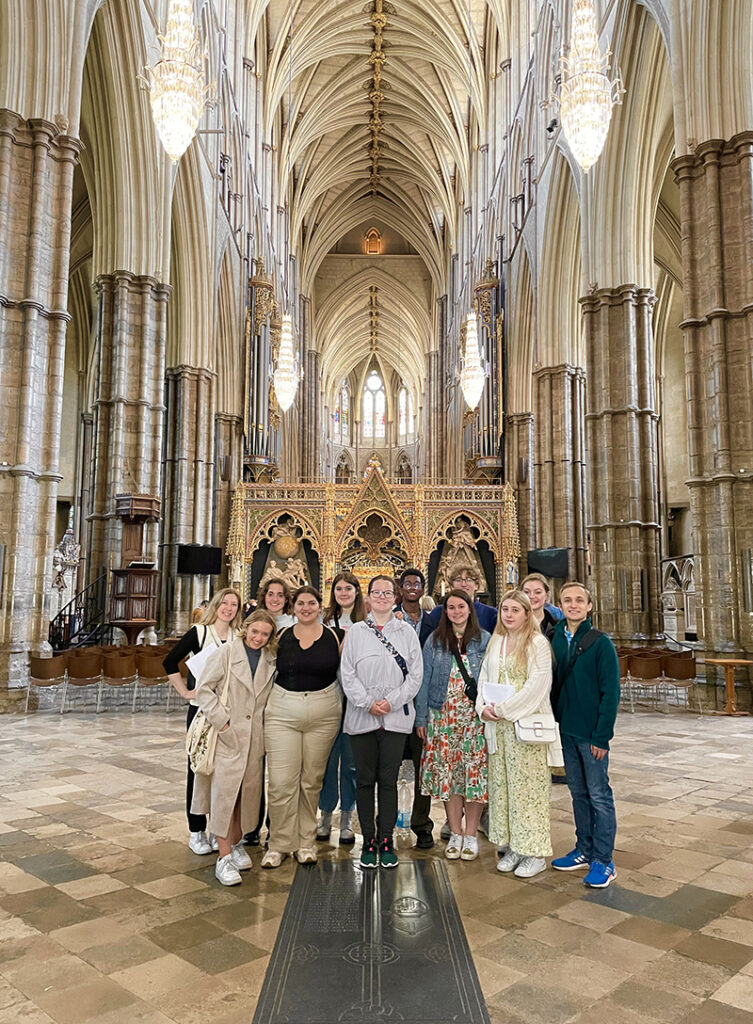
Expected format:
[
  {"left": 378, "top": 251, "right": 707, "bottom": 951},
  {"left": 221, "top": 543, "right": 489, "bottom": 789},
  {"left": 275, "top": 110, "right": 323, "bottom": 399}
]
[{"left": 427, "top": 567, "right": 497, "bottom": 633}]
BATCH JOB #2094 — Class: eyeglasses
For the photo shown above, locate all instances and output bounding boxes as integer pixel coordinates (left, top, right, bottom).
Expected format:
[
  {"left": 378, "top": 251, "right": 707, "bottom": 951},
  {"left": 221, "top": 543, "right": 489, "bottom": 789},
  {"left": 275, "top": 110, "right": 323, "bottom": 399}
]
[
  {"left": 370, "top": 590, "right": 394, "bottom": 598},
  {"left": 452, "top": 577, "right": 476, "bottom": 585}
]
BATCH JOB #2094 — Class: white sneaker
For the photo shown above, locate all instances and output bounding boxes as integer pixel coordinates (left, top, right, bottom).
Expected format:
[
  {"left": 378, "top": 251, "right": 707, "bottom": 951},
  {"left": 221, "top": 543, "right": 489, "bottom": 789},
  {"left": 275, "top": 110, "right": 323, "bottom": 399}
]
[
  {"left": 209, "top": 834, "right": 219, "bottom": 852},
  {"left": 514, "top": 856, "right": 547, "bottom": 878},
  {"left": 295, "top": 848, "right": 317, "bottom": 864},
  {"left": 440, "top": 821, "right": 451, "bottom": 841},
  {"left": 316, "top": 812, "right": 332, "bottom": 841},
  {"left": 339, "top": 810, "right": 355, "bottom": 845},
  {"left": 231, "top": 842, "right": 253, "bottom": 871},
  {"left": 188, "top": 831, "right": 213, "bottom": 855},
  {"left": 444, "top": 833, "right": 463, "bottom": 860},
  {"left": 215, "top": 854, "right": 242, "bottom": 886},
  {"left": 496, "top": 849, "right": 523, "bottom": 873},
  {"left": 478, "top": 808, "right": 489, "bottom": 837},
  {"left": 261, "top": 850, "right": 286, "bottom": 869},
  {"left": 460, "top": 835, "right": 479, "bottom": 861}
]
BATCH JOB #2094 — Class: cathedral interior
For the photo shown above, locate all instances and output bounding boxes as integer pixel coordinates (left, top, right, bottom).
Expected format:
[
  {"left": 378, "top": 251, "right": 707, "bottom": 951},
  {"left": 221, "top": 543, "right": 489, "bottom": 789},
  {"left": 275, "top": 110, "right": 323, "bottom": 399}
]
[{"left": 2, "top": 1, "right": 753, "bottom": 1022}]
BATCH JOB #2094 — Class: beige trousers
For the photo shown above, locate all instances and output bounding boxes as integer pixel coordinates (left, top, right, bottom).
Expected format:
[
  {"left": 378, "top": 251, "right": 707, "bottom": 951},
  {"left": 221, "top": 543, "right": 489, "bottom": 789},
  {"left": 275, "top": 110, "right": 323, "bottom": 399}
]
[{"left": 264, "top": 683, "right": 342, "bottom": 853}]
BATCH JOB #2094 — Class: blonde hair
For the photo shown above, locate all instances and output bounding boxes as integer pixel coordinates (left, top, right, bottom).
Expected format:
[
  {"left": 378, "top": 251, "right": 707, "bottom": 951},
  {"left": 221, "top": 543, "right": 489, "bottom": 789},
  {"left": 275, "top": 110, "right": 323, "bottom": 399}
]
[
  {"left": 493, "top": 589, "right": 541, "bottom": 670},
  {"left": 238, "top": 608, "right": 279, "bottom": 655},
  {"left": 521, "top": 572, "right": 551, "bottom": 594},
  {"left": 199, "top": 588, "right": 243, "bottom": 630}
]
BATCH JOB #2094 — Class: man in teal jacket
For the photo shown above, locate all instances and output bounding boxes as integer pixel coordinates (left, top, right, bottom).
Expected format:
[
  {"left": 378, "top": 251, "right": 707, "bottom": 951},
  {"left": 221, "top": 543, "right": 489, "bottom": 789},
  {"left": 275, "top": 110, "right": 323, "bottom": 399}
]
[{"left": 550, "top": 582, "right": 620, "bottom": 888}]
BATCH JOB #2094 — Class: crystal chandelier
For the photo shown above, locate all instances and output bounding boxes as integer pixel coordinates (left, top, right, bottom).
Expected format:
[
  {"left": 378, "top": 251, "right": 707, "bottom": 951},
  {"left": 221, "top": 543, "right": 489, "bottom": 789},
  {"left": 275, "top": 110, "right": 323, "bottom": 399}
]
[
  {"left": 558, "top": 0, "right": 623, "bottom": 172},
  {"left": 144, "top": 0, "right": 209, "bottom": 163},
  {"left": 460, "top": 311, "right": 485, "bottom": 410},
  {"left": 274, "top": 314, "right": 302, "bottom": 412}
]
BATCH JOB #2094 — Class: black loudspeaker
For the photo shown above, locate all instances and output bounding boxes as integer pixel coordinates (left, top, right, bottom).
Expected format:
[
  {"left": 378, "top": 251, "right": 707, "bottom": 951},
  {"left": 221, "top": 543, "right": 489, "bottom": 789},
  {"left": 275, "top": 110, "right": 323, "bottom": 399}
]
[
  {"left": 527, "top": 547, "right": 569, "bottom": 580},
  {"left": 177, "top": 544, "right": 223, "bottom": 576}
]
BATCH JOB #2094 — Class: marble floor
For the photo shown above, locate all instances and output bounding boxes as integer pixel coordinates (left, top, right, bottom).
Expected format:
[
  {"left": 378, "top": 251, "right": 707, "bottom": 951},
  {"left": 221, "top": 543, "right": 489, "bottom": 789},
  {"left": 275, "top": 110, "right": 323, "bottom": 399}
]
[{"left": 1, "top": 708, "right": 753, "bottom": 1024}]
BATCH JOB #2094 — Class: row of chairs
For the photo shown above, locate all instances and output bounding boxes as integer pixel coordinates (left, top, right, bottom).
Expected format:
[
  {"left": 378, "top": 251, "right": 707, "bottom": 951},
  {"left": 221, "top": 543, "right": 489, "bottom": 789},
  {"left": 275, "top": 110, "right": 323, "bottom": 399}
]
[
  {"left": 617, "top": 647, "right": 699, "bottom": 713},
  {"left": 27, "top": 643, "right": 182, "bottom": 713}
]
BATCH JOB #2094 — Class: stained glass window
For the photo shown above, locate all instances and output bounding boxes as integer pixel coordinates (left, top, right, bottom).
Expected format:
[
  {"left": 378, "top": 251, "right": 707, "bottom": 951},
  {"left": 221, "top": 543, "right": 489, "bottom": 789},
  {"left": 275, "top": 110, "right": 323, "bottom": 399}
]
[{"left": 362, "top": 371, "right": 385, "bottom": 440}]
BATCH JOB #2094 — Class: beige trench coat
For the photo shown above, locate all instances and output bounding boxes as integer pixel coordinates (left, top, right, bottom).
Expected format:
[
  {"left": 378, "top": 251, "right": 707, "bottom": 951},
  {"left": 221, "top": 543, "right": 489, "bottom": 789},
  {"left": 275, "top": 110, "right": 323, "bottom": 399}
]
[{"left": 191, "top": 638, "right": 276, "bottom": 837}]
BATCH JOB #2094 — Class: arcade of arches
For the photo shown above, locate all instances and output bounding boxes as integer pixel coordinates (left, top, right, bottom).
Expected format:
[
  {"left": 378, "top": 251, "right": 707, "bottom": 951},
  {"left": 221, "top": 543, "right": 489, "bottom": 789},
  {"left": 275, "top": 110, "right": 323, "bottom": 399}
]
[{"left": 1, "top": 0, "right": 753, "bottom": 700}]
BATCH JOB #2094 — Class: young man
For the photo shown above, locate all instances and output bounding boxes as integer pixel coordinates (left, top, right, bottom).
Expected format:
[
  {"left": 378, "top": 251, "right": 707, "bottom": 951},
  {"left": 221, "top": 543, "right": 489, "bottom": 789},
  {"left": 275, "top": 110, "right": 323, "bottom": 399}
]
[
  {"left": 395, "top": 569, "right": 436, "bottom": 849},
  {"left": 550, "top": 582, "right": 620, "bottom": 888},
  {"left": 426, "top": 568, "right": 498, "bottom": 633}
]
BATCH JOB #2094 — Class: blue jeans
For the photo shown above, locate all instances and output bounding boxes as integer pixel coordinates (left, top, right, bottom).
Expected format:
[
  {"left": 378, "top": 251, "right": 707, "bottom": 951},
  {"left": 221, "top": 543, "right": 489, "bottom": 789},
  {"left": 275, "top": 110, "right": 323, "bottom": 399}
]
[
  {"left": 561, "top": 733, "right": 617, "bottom": 865},
  {"left": 318, "top": 730, "right": 357, "bottom": 813}
]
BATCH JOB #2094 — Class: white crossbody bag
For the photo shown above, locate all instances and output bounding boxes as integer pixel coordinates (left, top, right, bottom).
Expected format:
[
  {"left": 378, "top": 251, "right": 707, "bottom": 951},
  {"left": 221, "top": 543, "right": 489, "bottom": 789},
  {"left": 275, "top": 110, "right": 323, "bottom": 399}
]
[{"left": 501, "top": 636, "right": 558, "bottom": 745}]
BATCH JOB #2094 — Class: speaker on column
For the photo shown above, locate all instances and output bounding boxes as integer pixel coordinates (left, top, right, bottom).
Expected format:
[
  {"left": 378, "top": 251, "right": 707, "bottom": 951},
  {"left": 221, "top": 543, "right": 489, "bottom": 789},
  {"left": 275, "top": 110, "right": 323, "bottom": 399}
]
[
  {"left": 177, "top": 545, "right": 223, "bottom": 576},
  {"left": 527, "top": 548, "right": 569, "bottom": 580}
]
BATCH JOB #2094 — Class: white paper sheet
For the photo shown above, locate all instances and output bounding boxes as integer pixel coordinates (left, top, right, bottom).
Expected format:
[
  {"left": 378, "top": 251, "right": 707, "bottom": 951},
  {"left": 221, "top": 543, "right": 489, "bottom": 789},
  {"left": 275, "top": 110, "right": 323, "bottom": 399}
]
[
  {"left": 185, "top": 645, "right": 219, "bottom": 685},
  {"left": 482, "top": 681, "right": 515, "bottom": 705}
]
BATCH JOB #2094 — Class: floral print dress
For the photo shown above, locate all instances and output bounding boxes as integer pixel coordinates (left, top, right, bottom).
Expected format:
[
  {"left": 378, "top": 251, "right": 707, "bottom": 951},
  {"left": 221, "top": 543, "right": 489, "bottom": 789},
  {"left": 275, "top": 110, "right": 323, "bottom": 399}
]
[
  {"left": 420, "top": 657, "right": 487, "bottom": 803},
  {"left": 487, "top": 653, "right": 552, "bottom": 858}
]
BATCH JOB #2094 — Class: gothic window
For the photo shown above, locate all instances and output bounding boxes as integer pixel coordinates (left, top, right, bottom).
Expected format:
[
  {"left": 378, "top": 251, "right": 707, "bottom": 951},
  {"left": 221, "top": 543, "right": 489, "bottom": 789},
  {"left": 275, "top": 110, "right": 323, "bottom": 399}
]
[
  {"left": 334, "top": 381, "right": 350, "bottom": 444},
  {"left": 398, "top": 386, "right": 414, "bottom": 442},
  {"left": 335, "top": 453, "right": 352, "bottom": 484},
  {"left": 362, "top": 370, "right": 385, "bottom": 440}
]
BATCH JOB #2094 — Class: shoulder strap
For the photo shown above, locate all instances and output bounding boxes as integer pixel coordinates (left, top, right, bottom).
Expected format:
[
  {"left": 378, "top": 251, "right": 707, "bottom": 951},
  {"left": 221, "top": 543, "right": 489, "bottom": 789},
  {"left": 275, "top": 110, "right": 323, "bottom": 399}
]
[
  {"left": 364, "top": 619, "right": 408, "bottom": 679},
  {"left": 452, "top": 649, "right": 476, "bottom": 688},
  {"left": 553, "top": 627, "right": 604, "bottom": 706}
]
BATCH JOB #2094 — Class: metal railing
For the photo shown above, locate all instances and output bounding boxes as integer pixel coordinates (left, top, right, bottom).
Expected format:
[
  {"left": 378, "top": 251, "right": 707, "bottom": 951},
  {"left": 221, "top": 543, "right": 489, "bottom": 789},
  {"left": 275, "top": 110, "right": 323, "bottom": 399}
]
[{"left": 48, "top": 572, "right": 107, "bottom": 652}]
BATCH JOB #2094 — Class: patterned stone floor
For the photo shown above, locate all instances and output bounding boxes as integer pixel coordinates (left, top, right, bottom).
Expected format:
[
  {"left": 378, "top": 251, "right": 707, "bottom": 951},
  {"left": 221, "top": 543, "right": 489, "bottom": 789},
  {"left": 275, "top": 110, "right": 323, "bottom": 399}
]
[{"left": 1, "top": 708, "right": 753, "bottom": 1023}]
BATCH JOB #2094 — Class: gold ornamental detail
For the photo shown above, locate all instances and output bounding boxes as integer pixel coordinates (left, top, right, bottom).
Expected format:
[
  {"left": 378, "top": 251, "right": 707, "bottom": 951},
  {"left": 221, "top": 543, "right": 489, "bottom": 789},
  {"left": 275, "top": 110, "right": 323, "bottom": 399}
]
[
  {"left": 475, "top": 259, "right": 498, "bottom": 332},
  {"left": 250, "top": 257, "right": 274, "bottom": 336},
  {"left": 367, "top": 0, "right": 390, "bottom": 195}
]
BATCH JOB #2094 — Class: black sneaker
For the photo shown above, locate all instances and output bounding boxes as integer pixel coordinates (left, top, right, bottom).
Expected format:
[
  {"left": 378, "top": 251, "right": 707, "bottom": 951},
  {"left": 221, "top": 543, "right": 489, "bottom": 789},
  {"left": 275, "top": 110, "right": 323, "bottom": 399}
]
[
  {"left": 379, "top": 837, "right": 398, "bottom": 868},
  {"left": 415, "top": 830, "right": 435, "bottom": 850},
  {"left": 243, "top": 830, "right": 261, "bottom": 846}
]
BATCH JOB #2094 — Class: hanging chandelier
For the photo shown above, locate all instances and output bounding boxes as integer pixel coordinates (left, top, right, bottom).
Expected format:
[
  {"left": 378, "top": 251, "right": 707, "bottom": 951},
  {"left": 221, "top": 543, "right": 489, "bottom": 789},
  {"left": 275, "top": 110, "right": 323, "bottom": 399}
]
[
  {"left": 274, "top": 314, "right": 302, "bottom": 412},
  {"left": 144, "top": 0, "right": 209, "bottom": 163},
  {"left": 460, "top": 311, "right": 485, "bottom": 410},
  {"left": 558, "top": 0, "right": 623, "bottom": 172}
]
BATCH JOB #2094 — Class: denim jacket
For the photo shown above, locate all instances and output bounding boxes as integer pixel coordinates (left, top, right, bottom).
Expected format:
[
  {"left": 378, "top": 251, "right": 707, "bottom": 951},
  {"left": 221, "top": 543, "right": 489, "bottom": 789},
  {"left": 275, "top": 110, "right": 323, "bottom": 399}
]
[{"left": 415, "top": 629, "right": 491, "bottom": 728}]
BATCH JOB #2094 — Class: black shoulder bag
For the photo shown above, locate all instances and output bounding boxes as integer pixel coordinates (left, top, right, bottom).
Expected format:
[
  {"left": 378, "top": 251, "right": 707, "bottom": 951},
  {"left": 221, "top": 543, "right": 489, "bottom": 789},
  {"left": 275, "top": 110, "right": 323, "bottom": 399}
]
[
  {"left": 551, "top": 628, "right": 603, "bottom": 710},
  {"left": 452, "top": 649, "right": 478, "bottom": 704},
  {"left": 364, "top": 619, "right": 410, "bottom": 715}
]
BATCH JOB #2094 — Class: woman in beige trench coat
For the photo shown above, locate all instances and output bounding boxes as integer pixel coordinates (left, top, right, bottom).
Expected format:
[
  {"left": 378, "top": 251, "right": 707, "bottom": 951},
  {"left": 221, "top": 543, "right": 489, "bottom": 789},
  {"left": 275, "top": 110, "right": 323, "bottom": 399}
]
[{"left": 194, "top": 609, "right": 277, "bottom": 885}]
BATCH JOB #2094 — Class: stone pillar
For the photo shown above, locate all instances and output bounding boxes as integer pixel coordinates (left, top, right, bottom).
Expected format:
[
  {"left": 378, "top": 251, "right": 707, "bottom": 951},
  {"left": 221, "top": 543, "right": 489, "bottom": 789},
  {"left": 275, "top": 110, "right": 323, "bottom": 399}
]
[
  {"left": 505, "top": 412, "right": 534, "bottom": 560},
  {"left": 89, "top": 272, "right": 170, "bottom": 581},
  {"left": 0, "top": 112, "right": 81, "bottom": 695},
  {"left": 581, "top": 286, "right": 661, "bottom": 639},
  {"left": 301, "top": 348, "right": 320, "bottom": 482},
  {"left": 533, "top": 364, "right": 587, "bottom": 580},
  {"left": 214, "top": 411, "right": 243, "bottom": 586},
  {"left": 674, "top": 133, "right": 753, "bottom": 652},
  {"left": 160, "top": 365, "right": 215, "bottom": 634}
]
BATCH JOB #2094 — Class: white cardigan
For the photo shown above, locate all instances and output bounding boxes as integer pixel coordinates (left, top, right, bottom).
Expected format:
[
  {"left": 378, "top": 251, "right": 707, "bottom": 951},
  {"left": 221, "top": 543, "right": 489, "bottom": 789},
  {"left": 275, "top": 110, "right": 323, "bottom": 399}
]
[{"left": 476, "top": 632, "right": 563, "bottom": 767}]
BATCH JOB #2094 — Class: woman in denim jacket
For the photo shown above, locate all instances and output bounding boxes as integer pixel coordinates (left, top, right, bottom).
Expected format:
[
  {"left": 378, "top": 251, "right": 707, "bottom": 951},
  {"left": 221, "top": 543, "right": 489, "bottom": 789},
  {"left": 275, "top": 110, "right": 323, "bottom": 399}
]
[{"left": 415, "top": 590, "right": 490, "bottom": 861}]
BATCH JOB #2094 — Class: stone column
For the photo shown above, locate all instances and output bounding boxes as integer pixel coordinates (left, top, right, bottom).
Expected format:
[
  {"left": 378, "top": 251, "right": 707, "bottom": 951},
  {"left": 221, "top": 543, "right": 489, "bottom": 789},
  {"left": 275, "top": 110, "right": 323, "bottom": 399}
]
[
  {"left": 214, "top": 411, "right": 243, "bottom": 586},
  {"left": 89, "top": 272, "right": 170, "bottom": 581},
  {"left": 581, "top": 286, "right": 661, "bottom": 639},
  {"left": 533, "top": 364, "right": 587, "bottom": 580},
  {"left": 301, "top": 348, "right": 320, "bottom": 482},
  {"left": 674, "top": 133, "right": 753, "bottom": 652},
  {"left": 159, "top": 365, "right": 215, "bottom": 633},
  {"left": 0, "top": 112, "right": 81, "bottom": 695},
  {"left": 505, "top": 412, "right": 534, "bottom": 560}
]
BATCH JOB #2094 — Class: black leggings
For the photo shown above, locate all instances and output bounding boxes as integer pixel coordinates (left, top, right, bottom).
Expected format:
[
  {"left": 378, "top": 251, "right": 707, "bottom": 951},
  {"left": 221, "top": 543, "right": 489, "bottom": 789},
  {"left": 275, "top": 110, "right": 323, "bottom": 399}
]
[
  {"left": 350, "top": 730, "right": 405, "bottom": 842},
  {"left": 186, "top": 704, "right": 208, "bottom": 833}
]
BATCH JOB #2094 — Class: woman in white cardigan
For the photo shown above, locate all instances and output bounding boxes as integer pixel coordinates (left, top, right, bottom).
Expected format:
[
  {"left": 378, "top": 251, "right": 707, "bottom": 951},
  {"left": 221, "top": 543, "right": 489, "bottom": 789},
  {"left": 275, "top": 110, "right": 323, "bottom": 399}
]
[{"left": 476, "top": 589, "right": 562, "bottom": 878}]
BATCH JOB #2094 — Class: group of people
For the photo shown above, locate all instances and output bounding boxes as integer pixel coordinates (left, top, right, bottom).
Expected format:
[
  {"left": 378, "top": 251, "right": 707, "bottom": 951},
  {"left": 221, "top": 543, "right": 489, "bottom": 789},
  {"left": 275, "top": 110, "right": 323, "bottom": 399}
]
[{"left": 164, "top": 566, "right": 620, "bottom": 890}]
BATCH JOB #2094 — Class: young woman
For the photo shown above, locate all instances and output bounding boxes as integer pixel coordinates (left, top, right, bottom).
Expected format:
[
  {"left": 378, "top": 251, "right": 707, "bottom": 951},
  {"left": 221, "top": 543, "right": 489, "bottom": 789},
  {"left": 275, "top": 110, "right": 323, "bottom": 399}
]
[
  {"left": 193, "top": 610, "right": 277, "bottom": 885},
  {"left": 163, "top": 588, "right": 242, "bottom": 855},
  {"left": 521, "top": 573, "right": 561, "bottom": 640},
  {"left": 261, "top": 586, "right": 343, "bottom": 867},
  {"left": 257, "top": 579, "right": 296, "bottom": 630},
  {"left": 476, "top": 589, "right": 560, "bottom": 879},
  {"left": 316, "top": 572, "right": 365, "bottom": 844},
  {"left": 340, "top": 576, "right": 423, "bottom": 869},
  {"left": 416, "top": 590, "right": 490, "bottom": 860}
]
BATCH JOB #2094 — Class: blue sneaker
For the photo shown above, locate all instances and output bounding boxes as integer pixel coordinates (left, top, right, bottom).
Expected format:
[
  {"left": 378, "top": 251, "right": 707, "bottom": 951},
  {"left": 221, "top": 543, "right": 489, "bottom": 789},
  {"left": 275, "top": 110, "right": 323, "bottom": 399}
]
[
  {"left": 583, "top": 861, "right": 616, "bottom": 888},
  {"left": 551, "top": 848, "right": 589, "bottom": 871}
]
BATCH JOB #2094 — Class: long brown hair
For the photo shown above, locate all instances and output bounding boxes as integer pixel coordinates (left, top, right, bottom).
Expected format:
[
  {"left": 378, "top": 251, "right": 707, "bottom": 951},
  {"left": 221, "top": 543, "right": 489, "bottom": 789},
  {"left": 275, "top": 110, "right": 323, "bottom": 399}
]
[
  {"left": 493, "top": 589, "right": 541, "bottom": 670},
  {"left": 433, "top": 589, "right": 481, "bottom": 653},
  {"left": 257, "top": 578, "right": 292, "bottom": 614},
  {"left": 199, "top": 588, "right": 242, "bottom": 630},
  {"left": 323, "top": 571, "right": 366, "bottom": 626}
]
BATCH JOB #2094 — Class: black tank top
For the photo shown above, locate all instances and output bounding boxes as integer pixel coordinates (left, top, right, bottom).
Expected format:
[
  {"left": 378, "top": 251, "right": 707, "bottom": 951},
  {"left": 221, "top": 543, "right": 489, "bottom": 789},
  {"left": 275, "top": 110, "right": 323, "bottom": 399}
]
[{"left": 275, "top": 626, "right": 342, "bottom": 692}]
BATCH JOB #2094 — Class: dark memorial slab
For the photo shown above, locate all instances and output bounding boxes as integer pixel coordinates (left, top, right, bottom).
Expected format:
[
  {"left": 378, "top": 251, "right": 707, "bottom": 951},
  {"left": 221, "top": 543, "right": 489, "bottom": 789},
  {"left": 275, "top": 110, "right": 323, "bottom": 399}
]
[{"left": 253, "top": 860, "right": 490, "bottom": 1024}]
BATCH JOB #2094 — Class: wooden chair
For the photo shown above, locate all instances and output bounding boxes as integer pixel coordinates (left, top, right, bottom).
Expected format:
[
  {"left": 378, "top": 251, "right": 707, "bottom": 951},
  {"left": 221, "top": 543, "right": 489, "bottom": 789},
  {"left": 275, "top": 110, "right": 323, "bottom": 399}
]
[
  {"left": 61, "top": 651, "right": 103, "bottom": 712},
  {"left": 133, "top": 653, "right": 169, "bottom": 712},
  {"left": 662, "top": 654, "right": 699, "bottom": 712},
  {"left": 628, "top": 654, "right": 665, "bottom": 711},
  {"left": 26, "top": 653, "right": 68, "bottom": 712},
  {"left": 98, "top": 651, "right": 138, "bottom": 712},
  {"left": 618, "top": 653, "right": 635, "bottom": 713}
]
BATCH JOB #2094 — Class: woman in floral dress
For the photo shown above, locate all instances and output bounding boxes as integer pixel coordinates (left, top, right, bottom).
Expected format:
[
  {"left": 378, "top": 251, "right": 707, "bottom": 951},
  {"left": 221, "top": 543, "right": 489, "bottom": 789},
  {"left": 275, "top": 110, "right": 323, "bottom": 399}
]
[
  {"left": 416, "top": 590, "right": 490, "bottom": 861},
  {"left": 476, "top": 590, "right": 559, "bottom": 879}
]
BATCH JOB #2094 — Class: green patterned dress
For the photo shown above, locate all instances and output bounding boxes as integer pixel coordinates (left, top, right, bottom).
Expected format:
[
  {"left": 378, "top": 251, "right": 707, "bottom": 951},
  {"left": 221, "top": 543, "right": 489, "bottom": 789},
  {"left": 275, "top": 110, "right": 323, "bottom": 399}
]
[{"left": 487, "top": 653, "right": 552, "bottom": 857}]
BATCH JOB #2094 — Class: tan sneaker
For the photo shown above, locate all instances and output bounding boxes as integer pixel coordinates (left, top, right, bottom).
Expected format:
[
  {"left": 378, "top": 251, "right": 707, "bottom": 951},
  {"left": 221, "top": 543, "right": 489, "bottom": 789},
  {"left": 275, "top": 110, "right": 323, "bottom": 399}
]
[
  {"left": 295, "top": 848, "right": 317, "bottom": 864},
  {"left": 261, "top": 850, "right": 286, "bottom": 869}
]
